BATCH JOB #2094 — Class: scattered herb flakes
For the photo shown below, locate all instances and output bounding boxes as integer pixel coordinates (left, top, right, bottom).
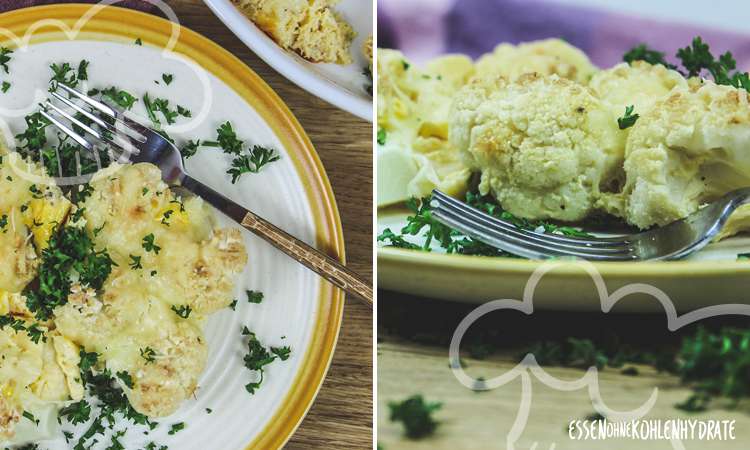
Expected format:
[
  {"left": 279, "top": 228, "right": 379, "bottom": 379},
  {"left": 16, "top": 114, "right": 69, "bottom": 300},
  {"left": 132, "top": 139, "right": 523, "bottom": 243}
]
[
  {"left": 0, "top": 214, "right": 7, "bottom": 232},
  {"left": 0, "top": 46, "right": 13, "bottom": 73},
  {"left": 242, "top": 327, "right": 289, "bottom": 395},
  {"left": 210, "top": 121, "right": 244, "bottom": 155},
  {"left": 180, "top": 139, "right": 202, "bottom": 159},
  {"left": 205, "top": 408, "right": 213, "bottom": 414},
  {"left": 228, "top": 299, "right": 238, "bottom": 311},
  {"left": 617, "top": 105, "right": 640, "bottom": 130},
  {"left": 623, "top": 44, "right": 677, "bottom": 69},
  {"left": 227, "top": 145, "right": 280, "bottom": 183},
  {"left": 246, "top": 290, "right": 263, "bottom": 304},
  {"left": 1, "top": 81, "right": 10, "bottom": 93},
  {"left": 77, "top": 59, "right": 90, "bottom": 81},
  {"left": 116, "top": 371, "right": 135, "bottom": 389},
  {"left": 171, "top": 304, "right": 192, "bottom": 319},
  {"left": 620, "top": 366, "right": 640, "bottom": 376},
  {"left": 135, "top": 37, "right": 143, "bottom": 45},
  {"left": 129, "top": 254, "right": 143, "bottom": 270},
  {"left": 675, "top": 392, "right": 711, "bottom": 412},
  {"left": 377, "top": 228, "right": 420, "bottom": 250},
  {"left": 388, "top": 395, "right": 442, "bottom": 439},
  {"left": 738, "top": 252, "right": 750, "bottom": 260},
  {"left": 22, "top": 410, "right": 40, "bottom": 425},
  {"left": 168, "top": 422, "right": 186, "bottom": 435},
  {"left": 401, "top": 60, "right": 410, "bottom": 71},
  {"left": 101, "top": 86, "right": 138, "bottom": 110},
  {"left": 142, "top": 233, "right": 161, "bottom": 254},
  {"left": 162, "top": 73, "right": 174, "bottom": 85}
]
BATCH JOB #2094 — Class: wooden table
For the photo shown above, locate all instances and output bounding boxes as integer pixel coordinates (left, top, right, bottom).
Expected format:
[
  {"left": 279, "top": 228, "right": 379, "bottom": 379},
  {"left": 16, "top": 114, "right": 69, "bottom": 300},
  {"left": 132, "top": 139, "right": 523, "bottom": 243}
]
[
  {"left": 163, "top": 2, "right": 373, "bottom": 448},
  {"left": 378, "top": 292, "right": 750, "bottom": 450}
]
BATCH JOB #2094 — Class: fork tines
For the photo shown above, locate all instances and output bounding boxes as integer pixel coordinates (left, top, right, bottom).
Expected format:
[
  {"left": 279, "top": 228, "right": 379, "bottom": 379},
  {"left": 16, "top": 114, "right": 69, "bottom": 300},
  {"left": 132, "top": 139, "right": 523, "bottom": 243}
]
[{"left": 429, "top": 190, "right": 637, "bottom": 261}]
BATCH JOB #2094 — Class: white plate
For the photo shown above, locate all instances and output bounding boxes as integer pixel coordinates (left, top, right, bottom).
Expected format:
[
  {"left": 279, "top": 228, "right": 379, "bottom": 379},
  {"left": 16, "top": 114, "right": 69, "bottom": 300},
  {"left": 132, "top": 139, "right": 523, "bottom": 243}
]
[
  {"left": 0, "top": 4, "right": 345, "bottom": 449},
  {"left": 203, "top": 0, "right": 374, "bottom": 121}
]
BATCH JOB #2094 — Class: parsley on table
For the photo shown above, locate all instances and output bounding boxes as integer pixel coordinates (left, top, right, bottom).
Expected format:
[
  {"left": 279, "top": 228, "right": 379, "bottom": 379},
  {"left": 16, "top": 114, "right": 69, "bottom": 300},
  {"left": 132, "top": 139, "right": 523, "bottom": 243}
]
[
  {"left": 100, "top": 86, "right": 138, "bottom": 110},
  {"left": 227, "top": 145, "right": 280, "bottom": 183},
  {"left": 246, "top": 290, "right": 263, "bottom": 304},
  {"left": 623, "top": 44, "right": 678, "bottom": 69},
  {"left": 617, "top": 105, "right": 640, "bottom": 130},
  {"left": 388, "top": 395, "right": 442, "bottom": 439},
  {"left": 116, "top": 371, "right": 135, "bottom": 389},
  {"left": 59, "top": 400, "right": 92, "bottom": 425},
  {"left": 141, "top": 233, "right": 161, "bottom": 254},
  {"left": 180, "top": 139, "right": 202, "bottom": 159},
  {"left": 241, "top": 326, "right": 289, "bottom": 394},
  {"left": 271, "top": 346, "right": 292, "bottom": 361},
  {"left": 171, "top": 304, "right": 192, "bottom": 319},
  {"left": 0, "top": 47, "right": 12, "bottom": 73},
  {"left": 24, "top": 225, "right": 115, "bottom": 321},
  {"left": 22, "top": 410, "right": 39, "bottom": 425}
]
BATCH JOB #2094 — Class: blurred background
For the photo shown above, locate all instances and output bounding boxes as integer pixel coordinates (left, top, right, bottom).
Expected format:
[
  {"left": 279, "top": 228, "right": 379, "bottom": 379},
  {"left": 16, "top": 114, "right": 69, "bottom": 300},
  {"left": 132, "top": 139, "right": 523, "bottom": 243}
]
[{"left": 378, "top": 0, "right": 750, "bottom": 69}]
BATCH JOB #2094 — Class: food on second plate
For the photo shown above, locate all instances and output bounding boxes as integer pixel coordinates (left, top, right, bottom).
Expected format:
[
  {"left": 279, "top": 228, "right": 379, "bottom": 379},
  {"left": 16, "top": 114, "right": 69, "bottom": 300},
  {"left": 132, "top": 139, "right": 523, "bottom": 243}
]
[
  {"left": 475, "top": 38, "right": 597, "bottom": 84},
  {"left": 233, "top": 0, "right": 355, "bottom": 64},
  {"left": 0, "top": 149, "right": 248, "bottom": 444},
  {"left": 379, "top": 37, "right": 750, "bottom": 236},
  {"left": 376, "top": 49, "right": 474, "bottom": 206}
]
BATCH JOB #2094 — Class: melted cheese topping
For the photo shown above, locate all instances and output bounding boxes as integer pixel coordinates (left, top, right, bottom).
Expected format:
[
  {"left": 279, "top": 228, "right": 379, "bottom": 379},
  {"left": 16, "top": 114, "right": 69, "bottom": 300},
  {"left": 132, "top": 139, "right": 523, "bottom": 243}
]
[{"left": 1, "top": 160, "right": 247, "bottom": 444}]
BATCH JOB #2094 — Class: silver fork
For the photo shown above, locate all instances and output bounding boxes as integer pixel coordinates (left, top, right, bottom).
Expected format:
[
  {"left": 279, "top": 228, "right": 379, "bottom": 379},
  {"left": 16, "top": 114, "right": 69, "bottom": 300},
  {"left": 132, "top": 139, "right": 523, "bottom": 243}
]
[
  {"left": 39, "top": 83, "right": 373, "bottom": 306},
  {"left": 429, "top": 189, "right": 750, "bottom": 261}
]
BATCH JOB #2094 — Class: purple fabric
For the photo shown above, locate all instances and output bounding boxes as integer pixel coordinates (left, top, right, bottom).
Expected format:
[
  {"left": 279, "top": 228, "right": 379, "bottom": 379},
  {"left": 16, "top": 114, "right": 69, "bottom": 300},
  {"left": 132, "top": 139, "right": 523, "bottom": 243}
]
[
  {"left": 379, "top": 0, "right": 750, "bottom": 70},
  {"left": 0, "top": 0, "right": 155, "bottom": 13}
]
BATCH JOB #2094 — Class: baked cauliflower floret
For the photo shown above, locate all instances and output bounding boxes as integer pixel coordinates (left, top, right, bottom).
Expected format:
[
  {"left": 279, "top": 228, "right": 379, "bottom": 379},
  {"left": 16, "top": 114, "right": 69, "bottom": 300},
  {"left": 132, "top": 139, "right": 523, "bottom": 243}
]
[
  {"left": 612, "top": 81, "right": 750, "bottom": 229},
  {"left": 475, "top": 38, "right": 598, "bottom": 84},
  {"left": 450, "top": 73, "right": 623, "bottom": 221},
  {"left": 80, "top": 163, "right": 247, "bottom": 314},
  {"left": 377, "top": 49, "right": 473, "bottom": 205},
  {"left": 55, "top": 277, "right": 209, "bottom": 418},
  {"left": 589, "top": 61, "right": 688, "bottom": 124},
  {"left": 233, "top": 0, "right": 354, "bottom": 64}
]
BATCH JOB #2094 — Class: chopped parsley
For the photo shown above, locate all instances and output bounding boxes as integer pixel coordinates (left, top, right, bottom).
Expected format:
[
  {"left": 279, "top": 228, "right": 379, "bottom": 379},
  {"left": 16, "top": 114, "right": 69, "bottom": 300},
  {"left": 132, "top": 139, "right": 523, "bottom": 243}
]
[
  {"left": 140, "top": 347, "right": 157, "bottom": 363},
  {"left": 24, "top": 225, "right": 116, "bottom": 321},
  {"left": 617, "top": 105, "right": 640, "bottom": 130},
  {"left": 171, "top": 304, "right": 192, "bottom": 319},
  {"left": 227, "top": 145, "right": 280, "bottom": 183},
  {"left": 135, "top": 37, "right": 143, "bottom": 45},
  {"left": 402, "top": 60, "right": 410, "bottom": 71},
  {"left": 128, "top": 254, "right": 143, "bottom": 270},
  {"left": 0, "top": 214, "right": 7, "bottom": 233},
  {"left": 22, "top": 410, "right": 40, "bottom": 425},
  {"left": 388, "top": 395, "right": 442, "bottom": 439},
  {"left": 162, "top": 73, "right": 173, "bottom": 85},
  {"left": 228, "top": 299, "right": 238, "bottom": 310},
  {"left": 141, "top": 233, "right": 161, "bottom": 254},
  {"left": 246, "top": 290, "right": 263, "bottom": 304},
  {"left": 143, "top": 93, "right": 181, "bottom": 125},
  {"left": 0, "top": 47, "right": 12, "bottom": 73},
  {"left": 59, "top": 400, "right": 92, "bottom": 425},
  {"left": 241, "top": 326, "right": 289, "bottom": 394},
  {"left": 1, "top": 81, "right": 10, "bottom": 93}
]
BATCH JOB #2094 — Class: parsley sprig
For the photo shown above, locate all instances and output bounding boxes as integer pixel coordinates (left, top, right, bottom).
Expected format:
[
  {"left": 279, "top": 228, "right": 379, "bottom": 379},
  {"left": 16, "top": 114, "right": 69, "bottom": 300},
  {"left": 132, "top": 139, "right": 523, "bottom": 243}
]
[{"left": 617, "top": 105, "right": 639, "bottom": 130}]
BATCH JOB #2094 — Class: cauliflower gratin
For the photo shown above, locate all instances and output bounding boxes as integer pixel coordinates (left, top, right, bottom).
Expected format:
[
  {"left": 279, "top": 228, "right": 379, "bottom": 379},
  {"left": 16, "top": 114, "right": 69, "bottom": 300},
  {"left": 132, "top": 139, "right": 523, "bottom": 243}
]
[
  {"left": 378, "top": 37, "right": 750, "bottom": 239},
  {"left": 0, "top": 149, "right": 247, "bottom": 445},
  {"left": 232, "top": 0, "right": 355, "bottom": 64}
]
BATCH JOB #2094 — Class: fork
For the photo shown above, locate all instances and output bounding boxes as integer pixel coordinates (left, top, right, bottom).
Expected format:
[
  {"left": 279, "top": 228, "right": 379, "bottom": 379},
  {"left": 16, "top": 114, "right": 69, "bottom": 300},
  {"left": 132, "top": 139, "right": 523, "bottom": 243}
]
[
  {"left": 39, "top": 83, "right": 373, "bottom": 306},
  {"left": 429, "top": 189, "right": 750, "bottom": 261}
]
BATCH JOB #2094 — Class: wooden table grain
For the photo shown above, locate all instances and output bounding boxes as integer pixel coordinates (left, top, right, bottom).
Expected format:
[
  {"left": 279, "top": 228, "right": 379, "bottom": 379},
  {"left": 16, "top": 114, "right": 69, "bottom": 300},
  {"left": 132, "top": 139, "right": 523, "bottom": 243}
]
[{"left": 164, "top": 2, "right": 373, "bottom": 448}]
